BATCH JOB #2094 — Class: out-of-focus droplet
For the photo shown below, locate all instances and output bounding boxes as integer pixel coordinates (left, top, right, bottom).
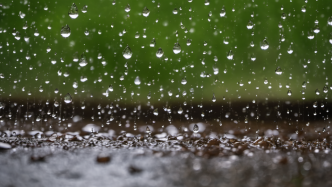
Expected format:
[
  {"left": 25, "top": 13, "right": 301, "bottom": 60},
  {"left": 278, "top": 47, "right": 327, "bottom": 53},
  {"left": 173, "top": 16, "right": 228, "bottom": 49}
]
[
  {"left": 123, "top": 45, "right": 133, "bottom": 59},
  {"left": 301, "top": 5, "right": 306, "bottom": 13},
  {"left": 68, "top": 3, "right": 79, "bottom": 19},
  {"left": 193, "top": 124, "right": 199, "bottom": 133},
  {"left": 315, "top": 89, "right": 320, "bottom": 95},
  {"left": 146, "top": 126, "right": 151, "bottom": 133}
]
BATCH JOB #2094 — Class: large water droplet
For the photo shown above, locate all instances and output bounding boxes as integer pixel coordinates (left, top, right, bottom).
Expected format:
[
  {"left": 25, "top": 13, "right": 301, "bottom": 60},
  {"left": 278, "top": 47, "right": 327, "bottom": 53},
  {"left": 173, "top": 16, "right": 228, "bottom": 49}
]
[{"left": 68, "top": 3, "right": 79, "bottom": 19}]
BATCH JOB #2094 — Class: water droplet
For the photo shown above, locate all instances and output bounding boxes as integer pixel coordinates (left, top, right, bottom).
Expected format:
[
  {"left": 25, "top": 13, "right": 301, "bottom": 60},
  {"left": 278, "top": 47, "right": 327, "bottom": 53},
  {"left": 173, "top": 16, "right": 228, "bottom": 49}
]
[
  {"left": 178, "top": 107, "right": 183, "bottom": 114},
  {"left": 146, "top": 126, "right": 151, "bottom": 133},
  {"left": 287, "top": 90, "right": 292, "bottom": 96},
  {"left": 79, "top": 52, "right": 88, "bottom": 67},
  {"left": 181, "top": 77, "right": 187, "bottom": 85},
  {"left": 260, "top": 38, "right": 269, "bottom": 50},
  {"left": 220, "top": 6, "right": 226, "bottom": 17},
  {"left": 108, "top": 85, "right": 114, "bottom": 92},
  {"left": 142, "top": 7, "right": 150, "bottom": 17},
  {"left": 212, "top": 94, "right": 216, "bottom": 102},
  {"left": 173, "top": 43, "right": 181, "bottom": 54},
  {"left": 153, "top": 108, "right": 158, "bottom": 116},
  {"left": 193, "top": 124, "right": 199, "bottom": 133},
  {"left": 301, "top": 5, "right": 306, "bottom": 13},
  {"left": 123, "top": 45, "right": 133, "bottom": 59},
  {"left": 323, "top": 86, "right": 328, "bottom": 93},
  {"left": 156, "top": 48, "right": 164, "bottom": 58},
  {"left": 247, "top": 20, "right": 254, "bottom": 29},
  {"left": 64, "top": 93, "right": 72, "bottom": 104},
  {"left": 287, "top": 46, "right": 293, "bottom": 54},
  {"left": 125, "top": 4, "right": 131, "bottom": 12},
  {"left": 328, "top": 16, "right": 332, "bottom": 26},
  {"left": 227, "top": 50, "right": 234, "bottom": 60},
  {"left": 150, "top": 38, "right": 156, "bottom": 47},
  {"left": 68, "top": 3, "right": 79, "bottom": 19},
  {"left": 60, "top": 24, "right": 71, "bottom": 38},
  {"left": 81, "top": 5, "right": 88, "bottom": 13},
  {"left": 134, "top": 76, "right": 141, "bottom": 85},
  {"left": 275, "top": 67, "right": 282, "bottom": 75},
  {"left": 315, "top": 89, "right": 320, "bottom": 95}
]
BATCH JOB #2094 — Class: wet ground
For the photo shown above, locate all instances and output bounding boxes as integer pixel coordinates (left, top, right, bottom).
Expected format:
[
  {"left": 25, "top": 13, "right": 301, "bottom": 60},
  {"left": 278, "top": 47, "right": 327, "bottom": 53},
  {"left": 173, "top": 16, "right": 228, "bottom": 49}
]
[{"left": 0, "top": 100, "right": 331, "bottom": 186}]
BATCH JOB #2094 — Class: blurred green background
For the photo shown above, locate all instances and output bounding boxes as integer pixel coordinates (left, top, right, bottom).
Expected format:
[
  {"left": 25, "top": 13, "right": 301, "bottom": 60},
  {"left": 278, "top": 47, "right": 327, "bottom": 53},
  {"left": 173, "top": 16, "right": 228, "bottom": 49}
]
[{"left": 0, "top": 0, "right": 331, "bottom": 105}]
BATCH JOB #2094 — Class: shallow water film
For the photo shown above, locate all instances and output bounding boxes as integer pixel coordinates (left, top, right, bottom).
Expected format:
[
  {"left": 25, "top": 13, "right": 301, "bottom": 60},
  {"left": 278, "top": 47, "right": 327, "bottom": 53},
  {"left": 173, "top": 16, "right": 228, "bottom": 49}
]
[{"left": 1, "top": 0, "right": 332, "bottom": 186}]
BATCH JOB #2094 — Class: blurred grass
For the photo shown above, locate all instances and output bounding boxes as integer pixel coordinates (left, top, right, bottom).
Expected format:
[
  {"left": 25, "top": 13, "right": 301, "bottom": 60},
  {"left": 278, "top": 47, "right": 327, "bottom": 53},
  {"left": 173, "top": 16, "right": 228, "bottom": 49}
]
[{"left": 0, "top": 0, "right": 331, "bottom": 104}]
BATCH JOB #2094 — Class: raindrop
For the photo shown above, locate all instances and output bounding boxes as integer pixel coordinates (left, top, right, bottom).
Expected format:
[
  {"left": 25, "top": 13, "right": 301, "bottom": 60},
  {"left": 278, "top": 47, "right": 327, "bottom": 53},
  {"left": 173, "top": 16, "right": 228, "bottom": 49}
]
[
  {"left": 287, "top": 46, "right": 293, "bottom": 54},
  {"left": 81, "top": 5, "right": 88, "bottom": 13},
  {"left": 68, "top": 3, "right": 79, "bottom": 19},
  {"left": 178, "top": 107, "right": 183, "bottom": 114},
  {"left": 79, "top": 52, "right": 88, "bottom": 67},
  {"left": 61, "top": 25, "right": 71, "bottom": 38},
  {"left": 247, "top": 20, "right": 254, "bottom": 29},
  {"left": 323, "top": 86, "right": 328, "bottom": 93},
  {"left": 275, "top": 67, "right": 282, "bottom": 75},
  {"left": 108, "top": 85, "right": 113, "bottom": 92},
  {"left": 220, "top": 6, "right": 226, "bottom": 17},
  {"left": 173, "top": 43, "right": 181, "bottom": 54},
  {"left": 212, "top": 94, "right": 216, "bottom": 102},
  {"left": 287, "top": 90, "right": 292, "bottom": 96},
  {"left": 156, "top": 48, "right": 164, "bottom": 58},
  {"left": 301, "top": 5, "right": 306, "bottom": 12},
  {"left": 150, "top": 38, "right": 156, "bottom": 47},
  {"left": 227, "top": 50, "right": 234, "bottom": 60},
  {"left": 328, "top": 16, "right": 332, "bottom": 26},
  {"left": 260, "top": 38, "right": 269, "bottom": 50},
  {"left": 125, "top": 4, "right": 131, "bottom": 12},
  {"left": 146, "top": 126, "right": 151, "bottom": 133},
  {"left": 315, "top": 89, "right": 320, "bottom": 95},
  {"left": 134, "top": 76, "right": 141, "bottom": 85},
  {"left": 153, "top": 108, "right": 158, "bottom": 116},
  {"left": 142, "top": 7, "right": 150, "bottom": 17},
  {"left": 123, "top": 45, "right": 133, "bottom": 59},
  {"left": 181, "top": 77, "right": 187, "bottom": 85},
  {"left": 64, "top": 93, "right": 72, "bottom": 104},
  {"left": 193, "top": 124, "right": 199, "bottom": 133}
]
